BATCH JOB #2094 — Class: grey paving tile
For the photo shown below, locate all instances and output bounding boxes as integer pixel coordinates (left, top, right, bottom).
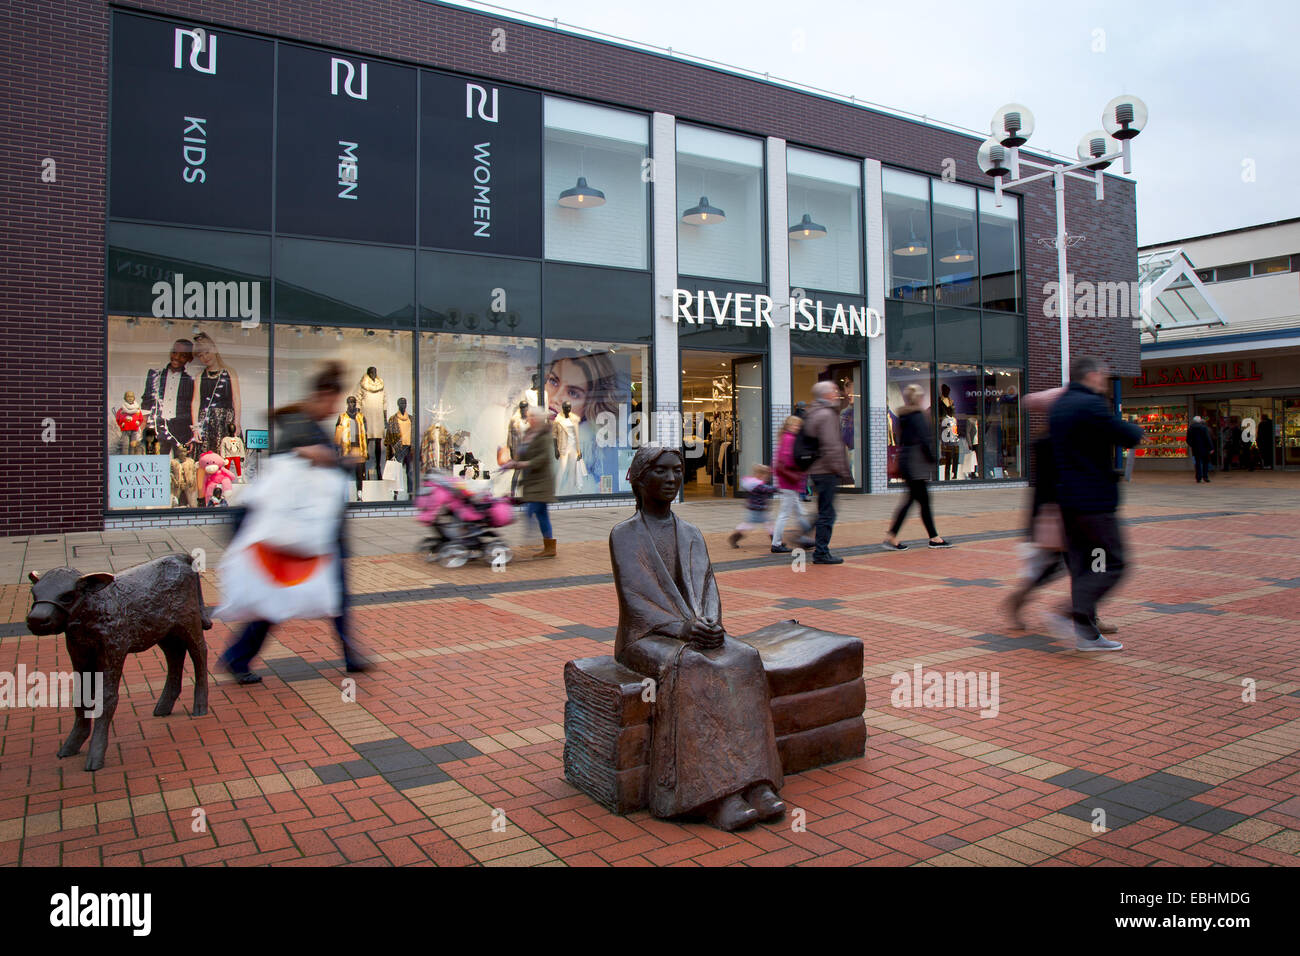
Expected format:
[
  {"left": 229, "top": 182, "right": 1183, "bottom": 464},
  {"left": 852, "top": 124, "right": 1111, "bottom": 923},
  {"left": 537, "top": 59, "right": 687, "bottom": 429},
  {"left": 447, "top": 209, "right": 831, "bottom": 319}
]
[
  {"left": 1103, "top": 783, "right": 1182, "bottom": 814},
  {"left": 1183, "top": 806, "right": 1249, "bottom": 833},
  {"left": 340, "top": 759, "right": 379, "bottom": 780},
  {"left": 1045, "top": 768, "right": 1099, "bottom": 789},
  {"left": 1140, "top": 771, "right": 1213, "bottom": 798},
  {"left": 313, "top": 764, "right": 350, "bottom": 785},
  {"left": 390, "top": 766, "right": 451, "bottom": 790}
]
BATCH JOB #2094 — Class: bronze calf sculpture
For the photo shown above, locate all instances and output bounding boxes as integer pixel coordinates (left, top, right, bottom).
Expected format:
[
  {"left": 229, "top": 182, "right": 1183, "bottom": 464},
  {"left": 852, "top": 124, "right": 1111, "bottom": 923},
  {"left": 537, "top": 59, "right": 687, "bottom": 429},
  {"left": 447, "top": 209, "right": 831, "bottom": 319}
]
[{"left": 26, "top": 553, "right": 211, "bottom": 771}]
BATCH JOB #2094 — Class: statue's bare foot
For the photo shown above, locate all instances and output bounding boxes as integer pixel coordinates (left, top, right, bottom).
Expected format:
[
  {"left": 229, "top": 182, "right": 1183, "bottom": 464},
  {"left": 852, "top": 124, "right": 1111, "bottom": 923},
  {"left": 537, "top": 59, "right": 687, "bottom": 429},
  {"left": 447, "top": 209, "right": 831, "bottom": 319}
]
[
  {"left": 744, "top": 783, "right": 786, "bottom": 821},
  {"left": 707, "top": 793, "right": 759, "bottom": 832}
]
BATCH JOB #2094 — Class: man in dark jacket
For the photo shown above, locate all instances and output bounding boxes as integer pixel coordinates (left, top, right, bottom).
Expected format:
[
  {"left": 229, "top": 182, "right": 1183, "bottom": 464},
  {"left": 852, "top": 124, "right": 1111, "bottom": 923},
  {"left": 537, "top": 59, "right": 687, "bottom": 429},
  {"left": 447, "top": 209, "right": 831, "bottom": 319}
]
[
  {"left": 1049, "top": 356, "right": 1144, "bottom": 651},
  {"left": 805, "top": 381, "right": 853, "bottom": 564},
  {"left": 1186, "top": 416, "right": 1213, "bottom": 483}
]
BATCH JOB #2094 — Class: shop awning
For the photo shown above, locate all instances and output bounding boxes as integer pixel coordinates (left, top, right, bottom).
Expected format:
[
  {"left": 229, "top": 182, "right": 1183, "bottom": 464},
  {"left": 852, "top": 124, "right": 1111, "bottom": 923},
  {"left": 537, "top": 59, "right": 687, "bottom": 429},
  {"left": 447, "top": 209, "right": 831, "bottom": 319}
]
[{"left": 1136, "top": 248, "right": 1229, "bottom": 341}]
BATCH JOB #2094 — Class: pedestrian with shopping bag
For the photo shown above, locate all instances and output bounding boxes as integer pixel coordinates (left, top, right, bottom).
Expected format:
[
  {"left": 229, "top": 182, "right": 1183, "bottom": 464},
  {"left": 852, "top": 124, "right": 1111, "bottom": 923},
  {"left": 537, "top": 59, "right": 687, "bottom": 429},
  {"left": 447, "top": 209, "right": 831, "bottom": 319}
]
[{"left": 217, "top": 362, "right": 371, "bottom": 683}]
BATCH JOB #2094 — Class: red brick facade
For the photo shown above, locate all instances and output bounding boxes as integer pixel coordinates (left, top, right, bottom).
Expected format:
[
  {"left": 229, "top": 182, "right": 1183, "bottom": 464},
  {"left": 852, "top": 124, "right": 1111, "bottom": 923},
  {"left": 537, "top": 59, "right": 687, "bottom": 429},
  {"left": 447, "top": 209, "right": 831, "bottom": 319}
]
[{"left": 1, "top": 0, "right": 1138, "bottom": 534}]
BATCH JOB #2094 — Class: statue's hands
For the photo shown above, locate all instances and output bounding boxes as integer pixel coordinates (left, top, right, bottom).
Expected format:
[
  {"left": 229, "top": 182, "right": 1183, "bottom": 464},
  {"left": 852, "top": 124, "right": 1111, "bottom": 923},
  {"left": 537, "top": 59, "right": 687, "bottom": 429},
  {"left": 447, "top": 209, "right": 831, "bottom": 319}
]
[{"left": 686, "top": 617, "right": 724, "bottom": 650}]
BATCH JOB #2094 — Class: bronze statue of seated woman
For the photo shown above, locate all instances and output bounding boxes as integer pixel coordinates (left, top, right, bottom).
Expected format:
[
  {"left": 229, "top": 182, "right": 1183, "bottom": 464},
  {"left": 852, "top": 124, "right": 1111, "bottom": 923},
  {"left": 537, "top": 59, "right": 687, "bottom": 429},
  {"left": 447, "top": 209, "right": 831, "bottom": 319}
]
[{"left": 611, "top": 446, "right": 785, "bottom": 831}]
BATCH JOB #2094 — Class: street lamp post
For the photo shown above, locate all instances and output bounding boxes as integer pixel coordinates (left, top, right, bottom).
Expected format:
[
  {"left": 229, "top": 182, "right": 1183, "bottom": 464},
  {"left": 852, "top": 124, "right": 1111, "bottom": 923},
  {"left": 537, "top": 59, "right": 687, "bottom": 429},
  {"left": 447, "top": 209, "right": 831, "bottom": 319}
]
[{"left": 976, "top": 96, "right": 1149, "bottom": 385}]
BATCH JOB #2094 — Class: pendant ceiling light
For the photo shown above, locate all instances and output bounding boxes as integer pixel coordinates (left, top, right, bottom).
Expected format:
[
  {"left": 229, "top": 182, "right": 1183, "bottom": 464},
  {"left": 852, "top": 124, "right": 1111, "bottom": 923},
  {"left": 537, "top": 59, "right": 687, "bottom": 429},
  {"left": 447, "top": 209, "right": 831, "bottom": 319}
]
[
  {"left": 682, "top": 195, "right": 725, "bottom": 225},
  {"left": 558, "top": 176, "right": 606, "bottom": 208},
  {"left": 939, "top": 227, "right": 974, "bottom": 263},
  {"left": 789, "top": 213, "right": 827, "bottom": 240},
  {"left": 893, "top": 213, "right": 928, "bottom": 257}
]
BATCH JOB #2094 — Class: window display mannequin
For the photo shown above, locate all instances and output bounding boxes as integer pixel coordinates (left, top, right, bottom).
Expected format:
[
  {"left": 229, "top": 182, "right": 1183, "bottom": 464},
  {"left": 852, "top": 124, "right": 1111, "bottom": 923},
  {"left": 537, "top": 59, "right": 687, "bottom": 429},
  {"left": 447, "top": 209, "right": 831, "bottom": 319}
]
[
  {"left": 354, "top": 366, "right": 387, "bottom": 480},
  {"left": 192, "top": 332, "right": 240, "bottom": 455},
  {"left": 507, "top": 399, "right": 529, "bottom": 495},
  {"left": 421, "top": 422, "right": 452, "bottom": 474},
  {"left": 170, "top": 444, "right": 198, "bottom": 508},
  {"left": 142, "top": 426, "right": 161, "bottom": 456},
  {"left": 939, "top": 385, "right": 959, "bottom": 480},
  {"left": 553, "top": 399, "right": 583, "bottom": 495},
  {"left": 114, "top": 391, "right": 144, "bottom": 455},
  {"left": 334, "top": 395, "right": 368, "bottom": 496},
  {"left": 384, "top": 397, "right": 414, "bottom": 492},
  {"left": 220, "top": 423, "right": 247, "bottom": 480},
  {"left": 962, "top": 417, "right": 980, "bottom": 478},
  {"left": 140, "top": 338, "right": 195, "bottom": 456}
]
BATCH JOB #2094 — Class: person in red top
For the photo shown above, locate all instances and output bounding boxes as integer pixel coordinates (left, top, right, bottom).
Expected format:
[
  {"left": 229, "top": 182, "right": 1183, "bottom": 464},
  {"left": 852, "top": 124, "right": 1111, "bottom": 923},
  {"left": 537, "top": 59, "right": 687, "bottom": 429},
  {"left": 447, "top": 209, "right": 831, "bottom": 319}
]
[
  {"left": 114, "top": 390, "right": 144, "bottom": 455},
  {"left": 771, "top": 415, "right": 814, "bottom": 554}
]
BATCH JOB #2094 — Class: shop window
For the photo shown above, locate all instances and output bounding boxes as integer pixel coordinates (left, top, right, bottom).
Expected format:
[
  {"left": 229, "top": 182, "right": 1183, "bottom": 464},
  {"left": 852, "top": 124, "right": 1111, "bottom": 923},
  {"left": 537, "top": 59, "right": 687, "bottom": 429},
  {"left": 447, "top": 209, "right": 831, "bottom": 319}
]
[
  {"left": 1214, "top": 262, "right": 1249, "bottom": 282},
  {"left": 418, "top": 333, "right": 538, "bottom": 501},
  {"left": 274, "top": 327, "right": 415, "bottom": 501},
  {"left": 419, "top": 251, "right": 541, "bottom": 337},
  {"left": 676, "top": 125, "right": 764, "bottom": 283},
  {"left": 978, "top": 190, "right": 1021, "bottom": 312},
  {"left": 886, "top": 360, "right": 933, "bottom": 484},
  {"left": 787, "top": 147, "right": 862, "bottom": 295},
  {"left": 931, "top": 181, "right": 979, "bottom": 307},
  {"left": 885, "top": 300, "right": 934, "bottom": 363},
  {"left": 544, "top": 98, "right": 649, "bottom": 270},
  {"left": 792, "top": 357, "right": 862, "bottom": 487},
  {"left": 544, "top": 339, "right": 649, "bottom": 497},
  {"left": 1252, "top": 256, "right": 1291, "bottom": 276},
  {"left": 883, "top": 168, "right": 931, "bottom": 301},
  {"left": 936, "top": 307, "right": 981, "bottom": 365},
  {"left": 108, "top": 223, "right": 270, "bottom": 320},
  {"left": 980, "top": 367, "right": 1022, "bottom": 479},
  {"left": 275, "top": 238, "right": 414, "bottom": 328},
  {"left": 982, "top": 311, "right": 1025, "bottom": 366},
  {"left": 935, "top": 363, "right": 981, "bottom": 481},
  {"left": 543, "top": 263, "right": 652, "bottom": 342},
  {"left": 106, "top": 315, "right": 269, "bottom": 510}
]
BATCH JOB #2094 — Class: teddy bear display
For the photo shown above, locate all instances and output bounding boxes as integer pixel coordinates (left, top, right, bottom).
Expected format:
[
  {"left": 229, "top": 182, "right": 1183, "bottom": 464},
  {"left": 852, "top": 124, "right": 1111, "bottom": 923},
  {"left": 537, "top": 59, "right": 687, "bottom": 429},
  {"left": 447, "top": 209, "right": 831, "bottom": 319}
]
[{"left": 197, "top": 451, "right": 235, "bottom": 505}]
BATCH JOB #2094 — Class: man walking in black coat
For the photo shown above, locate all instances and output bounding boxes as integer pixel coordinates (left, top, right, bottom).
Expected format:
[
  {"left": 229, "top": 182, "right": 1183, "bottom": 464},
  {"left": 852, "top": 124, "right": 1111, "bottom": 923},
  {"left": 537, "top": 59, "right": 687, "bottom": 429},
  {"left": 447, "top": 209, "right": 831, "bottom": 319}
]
[
  {"left": 1049, "top": 356, "right": 1144, "bottom": 651},
  {"left": 1186, "top": 416, "right": 1213, "bottom": 483}
]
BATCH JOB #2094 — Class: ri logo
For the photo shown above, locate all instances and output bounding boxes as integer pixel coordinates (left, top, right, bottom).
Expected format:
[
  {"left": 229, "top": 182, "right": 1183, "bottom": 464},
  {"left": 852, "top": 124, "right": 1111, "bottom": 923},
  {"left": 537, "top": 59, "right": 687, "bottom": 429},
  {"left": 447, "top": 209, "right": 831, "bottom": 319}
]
[
  {"left": 466, "top": 83, "right": 498, "bottom": 123},
  {"left": 331, "top": 58, "right": 368, "bottom": 100},
  {"left": 173, "top": 28, "right": 216, "bottom": 74}
]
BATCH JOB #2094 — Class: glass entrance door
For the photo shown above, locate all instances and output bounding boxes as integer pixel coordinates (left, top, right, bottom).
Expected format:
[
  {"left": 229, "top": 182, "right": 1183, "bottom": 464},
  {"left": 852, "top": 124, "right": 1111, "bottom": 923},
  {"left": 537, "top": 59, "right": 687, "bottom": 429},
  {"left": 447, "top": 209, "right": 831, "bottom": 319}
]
[
  {"left": 680, "top": 349, "right": 767, "bottom": 498},
  {"left": 1284, "top": 399, "right": 1300, "bottom": 468},
  {"left": 732, "top": 355, "right": 765, "bottom": 490}
]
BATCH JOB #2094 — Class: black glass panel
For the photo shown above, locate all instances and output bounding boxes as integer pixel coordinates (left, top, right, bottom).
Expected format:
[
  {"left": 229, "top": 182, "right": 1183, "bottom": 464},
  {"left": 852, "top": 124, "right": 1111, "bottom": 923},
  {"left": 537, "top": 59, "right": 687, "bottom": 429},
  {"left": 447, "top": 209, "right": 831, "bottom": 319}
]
[
  {"left": 936, "top": 307, "right": 980, "bottom": 364},
  {"left": 885, "top": 300, "right": 933, "bottom": 362},
  {"left": 274, "top": 238, "right": 414, "bottom": 328},
  {"left": 674, "top": 277, "right": 769, "bottom": 352},
  {"left": 419, "top": 251, "right": 541, "bottom": 337},
  {"left": 107, "top": 223, "right": 270, "bottom": 319},
  {"left": 275, "top": 45, "right": 417, "bottom": 244},
  {"left": 110, "top": 12, "right": 274, "bottom": 230},
  {"left": 789, "top": 292, "right": 869, "bottom": 357},
  {"left": 543, "top": 264, "right": 652, "bottom": 342},
  {"left": 982, "top": 311, "right": 1025, "bottom": 365},
  {"left": 420, "top": 72, "right": 543, "bottom": 258}
]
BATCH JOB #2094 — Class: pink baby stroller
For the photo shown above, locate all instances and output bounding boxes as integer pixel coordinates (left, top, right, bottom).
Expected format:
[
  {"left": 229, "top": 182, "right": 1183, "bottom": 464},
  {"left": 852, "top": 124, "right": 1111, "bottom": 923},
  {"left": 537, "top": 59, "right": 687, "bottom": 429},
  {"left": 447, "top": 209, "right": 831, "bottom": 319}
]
[{"left": 414, "top": 470, "right": 515, "bottom": 568}]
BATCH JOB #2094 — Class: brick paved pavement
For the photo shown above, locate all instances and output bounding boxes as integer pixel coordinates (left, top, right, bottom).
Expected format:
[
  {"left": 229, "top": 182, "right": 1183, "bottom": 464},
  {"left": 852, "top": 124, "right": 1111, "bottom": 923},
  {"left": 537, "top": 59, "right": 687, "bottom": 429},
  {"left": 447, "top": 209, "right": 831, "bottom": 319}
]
[{"left": 1, "top": 473, "right": 1298, "bottom": 866}]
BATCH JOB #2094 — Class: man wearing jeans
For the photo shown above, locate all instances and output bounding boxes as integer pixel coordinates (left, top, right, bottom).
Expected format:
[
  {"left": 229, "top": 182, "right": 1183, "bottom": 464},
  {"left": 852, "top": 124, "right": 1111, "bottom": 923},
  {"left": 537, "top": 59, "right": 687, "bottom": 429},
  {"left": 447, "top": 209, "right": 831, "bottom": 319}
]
[
  {"left": 805, "top": 381, "right": 853, "bottom": 565},
  {"left": 1049, "top": 356, "right": 1144, "bottom": 651}
]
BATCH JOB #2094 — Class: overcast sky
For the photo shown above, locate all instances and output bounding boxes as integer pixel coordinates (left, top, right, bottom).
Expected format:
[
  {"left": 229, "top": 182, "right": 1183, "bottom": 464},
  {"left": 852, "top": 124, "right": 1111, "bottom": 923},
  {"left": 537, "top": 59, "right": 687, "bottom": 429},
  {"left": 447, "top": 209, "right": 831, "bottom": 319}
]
[{"left": 449, "top": 0, "right": 1299, "bottom": 246}]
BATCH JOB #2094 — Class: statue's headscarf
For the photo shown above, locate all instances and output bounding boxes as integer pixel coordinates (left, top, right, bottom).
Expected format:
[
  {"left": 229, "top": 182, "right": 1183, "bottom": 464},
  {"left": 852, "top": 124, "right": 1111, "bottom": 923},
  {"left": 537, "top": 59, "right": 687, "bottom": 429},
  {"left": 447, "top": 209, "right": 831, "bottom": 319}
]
[{"left": 626, "top": 445, "right": 683, "bottom": 509}]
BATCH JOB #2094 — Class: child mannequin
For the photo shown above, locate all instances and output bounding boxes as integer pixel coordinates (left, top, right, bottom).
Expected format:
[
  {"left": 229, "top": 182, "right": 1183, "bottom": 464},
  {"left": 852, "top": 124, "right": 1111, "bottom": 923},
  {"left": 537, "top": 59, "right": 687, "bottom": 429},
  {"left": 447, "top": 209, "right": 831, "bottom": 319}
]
[
  {"left": 220, "top": 423, "right": 247, "bottom": 480},
  {"left": 114, "top": 391, "right": 144, "bottom": 455}
]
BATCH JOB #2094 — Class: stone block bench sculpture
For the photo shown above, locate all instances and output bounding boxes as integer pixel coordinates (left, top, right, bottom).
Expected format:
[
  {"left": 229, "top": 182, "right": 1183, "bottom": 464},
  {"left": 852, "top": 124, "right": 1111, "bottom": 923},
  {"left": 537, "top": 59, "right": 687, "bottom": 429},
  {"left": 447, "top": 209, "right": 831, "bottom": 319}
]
[{"left": 563, "top": 620, "right": 865, "bottom": 814}]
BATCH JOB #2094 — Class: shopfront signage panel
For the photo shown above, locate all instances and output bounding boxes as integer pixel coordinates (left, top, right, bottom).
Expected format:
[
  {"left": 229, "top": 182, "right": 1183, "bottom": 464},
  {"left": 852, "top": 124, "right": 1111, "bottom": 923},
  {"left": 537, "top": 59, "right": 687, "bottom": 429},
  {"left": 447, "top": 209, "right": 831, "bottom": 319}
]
[
  {"left": 1132, "top": 360, "right": 1263, "bottom": 389},
  {"left": 673, "top": 289, "right": 881, "bottom": 337},
  {"left": 420, "top": 72, "right": 543, "bottom": 257},
  {"left": 275, "top": 45, "right": 417, "bottom": 244},
  {"left": 108, "top": 455, "right": 171, "bottom": 508},
  {"left": 110, "top": 14, "right": 274, "bottom": 230}
]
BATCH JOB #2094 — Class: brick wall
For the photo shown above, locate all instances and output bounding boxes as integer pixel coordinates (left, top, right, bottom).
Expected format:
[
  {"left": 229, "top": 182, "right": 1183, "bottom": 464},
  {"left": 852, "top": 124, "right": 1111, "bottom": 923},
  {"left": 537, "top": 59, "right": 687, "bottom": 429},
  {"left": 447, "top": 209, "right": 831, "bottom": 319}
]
[{"left": 2, "top": 0, "right": 1138, "bottom": 534}]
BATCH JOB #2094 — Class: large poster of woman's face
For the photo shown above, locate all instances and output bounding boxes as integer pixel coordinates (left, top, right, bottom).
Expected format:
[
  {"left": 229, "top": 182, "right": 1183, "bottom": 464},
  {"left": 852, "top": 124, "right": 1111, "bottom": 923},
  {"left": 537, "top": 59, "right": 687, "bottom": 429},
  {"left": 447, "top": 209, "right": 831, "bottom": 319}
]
[
  {"left": 544, "top": 342, "right": 646, "bottom": 496},
  {"left": 106, "top": 316, "right": 268, "bottom": 509}
]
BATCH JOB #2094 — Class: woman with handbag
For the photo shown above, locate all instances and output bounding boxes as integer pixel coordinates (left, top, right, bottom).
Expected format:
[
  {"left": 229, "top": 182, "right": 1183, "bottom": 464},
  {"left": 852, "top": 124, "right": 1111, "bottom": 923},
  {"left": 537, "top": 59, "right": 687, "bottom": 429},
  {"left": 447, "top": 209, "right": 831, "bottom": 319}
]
[
  {"left": 499, "top": 406, "right": 558, "bottom": 559},
  {"left": 883, "top": 385, "right": 951, "bottom": 550}
]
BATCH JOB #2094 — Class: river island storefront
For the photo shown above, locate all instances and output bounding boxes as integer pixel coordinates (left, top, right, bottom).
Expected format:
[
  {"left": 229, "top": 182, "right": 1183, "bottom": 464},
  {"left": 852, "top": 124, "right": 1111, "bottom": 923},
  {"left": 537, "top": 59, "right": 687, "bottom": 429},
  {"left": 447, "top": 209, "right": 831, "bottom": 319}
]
[{"left": 5, "top": 1, "right": 1139, "bottom": 534}]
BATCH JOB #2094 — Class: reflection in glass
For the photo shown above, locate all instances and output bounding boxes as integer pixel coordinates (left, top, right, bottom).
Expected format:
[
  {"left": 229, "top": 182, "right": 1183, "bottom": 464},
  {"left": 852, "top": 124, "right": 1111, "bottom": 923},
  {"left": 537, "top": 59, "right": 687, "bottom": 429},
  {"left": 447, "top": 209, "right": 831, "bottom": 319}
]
[
  {"left": 886, "top": 360, "right": 932, "bottom": 484},
  {"left": 935, "top": 363, "right": 981, "bottom": 481},
  {"left": 787, "top": 147, "right": 861, "bottom": 295},
  {"left": 677, "top": 125, "right": 764, "bottom": 282},
  {"left": 544, "top": 98, "right": 649, "bottom": 269},
  {"left": 275, "top": 326, "right": 415, "bottom": 501},
  {"left": 544, "top": 339, "right": 649, "bottom": 496},
  {"left": 981, "top": 367, "right": 1022, "bottom": 478},
  {"left": 107, "top": 315, "right": 269, "bottom": 510},
  {"left": 979, "top": 191, "right": 1021, "bottom": 312},
  {"left": 932, "top": 181, "right": 978, "bottom": 307},
  {"left": 275, "top": 239, "right": 414, "bottom": 328},
  {"left": 884, "top": 169, "right": 931, "bottom": 302},
  {"left": 420, "top": 333, "right": 538, "bottom": 501}
]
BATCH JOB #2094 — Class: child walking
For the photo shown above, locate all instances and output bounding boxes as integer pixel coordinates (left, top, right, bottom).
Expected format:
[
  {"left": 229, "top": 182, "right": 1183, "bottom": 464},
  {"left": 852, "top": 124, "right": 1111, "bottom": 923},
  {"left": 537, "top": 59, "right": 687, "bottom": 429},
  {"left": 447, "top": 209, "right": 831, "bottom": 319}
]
[{"left": 729, "top": 464, "right": 777, "bottom": 548}]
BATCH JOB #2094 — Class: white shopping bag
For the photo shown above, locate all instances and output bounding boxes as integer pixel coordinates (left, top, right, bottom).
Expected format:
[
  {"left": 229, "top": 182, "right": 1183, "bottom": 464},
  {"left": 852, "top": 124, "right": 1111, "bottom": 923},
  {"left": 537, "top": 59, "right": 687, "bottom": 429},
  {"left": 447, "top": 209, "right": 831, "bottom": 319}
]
[
  {"left": 237, "top": 453, "right": 346, "bottom": 557},
  {"left": 216, "top": 453, "right": 346, "bottom": 622}
]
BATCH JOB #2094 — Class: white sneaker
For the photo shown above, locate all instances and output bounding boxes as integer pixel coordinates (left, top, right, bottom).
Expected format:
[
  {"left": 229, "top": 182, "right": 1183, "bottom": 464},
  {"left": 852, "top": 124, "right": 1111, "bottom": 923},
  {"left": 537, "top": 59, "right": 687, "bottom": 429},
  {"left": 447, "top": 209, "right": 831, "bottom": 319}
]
[{"left": 1076, "top": 635, "right": 1123, "bottom": 652}]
